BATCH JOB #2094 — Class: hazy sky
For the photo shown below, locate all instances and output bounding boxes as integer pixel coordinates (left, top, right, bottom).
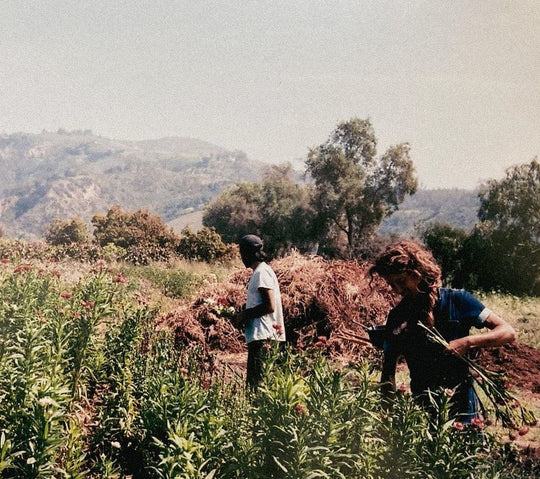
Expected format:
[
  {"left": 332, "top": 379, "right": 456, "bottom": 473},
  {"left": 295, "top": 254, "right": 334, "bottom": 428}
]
[{"left": 1, "top": 1, "right": 539, "bottom": 189}]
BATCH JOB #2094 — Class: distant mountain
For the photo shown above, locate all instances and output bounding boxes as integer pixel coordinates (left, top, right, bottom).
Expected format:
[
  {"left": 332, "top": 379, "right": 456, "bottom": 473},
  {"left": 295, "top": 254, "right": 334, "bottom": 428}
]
[
  {"left": 379, "top": 188, "right": 480, "bottom": 237},
  {"left": 0, "top": 130, "right": 265, "bottom": 239}
]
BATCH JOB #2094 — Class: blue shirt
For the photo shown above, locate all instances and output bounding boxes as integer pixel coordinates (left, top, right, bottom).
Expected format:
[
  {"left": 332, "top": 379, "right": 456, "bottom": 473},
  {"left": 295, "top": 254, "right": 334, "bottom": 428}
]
[{"left": 384, "top": 288, "right": 490, "bottom": 396}]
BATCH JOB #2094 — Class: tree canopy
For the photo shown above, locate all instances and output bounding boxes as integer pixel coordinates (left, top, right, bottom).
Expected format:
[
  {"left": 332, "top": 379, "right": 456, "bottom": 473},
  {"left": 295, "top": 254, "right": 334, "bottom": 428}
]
[
  {"left": 306, "top": 118, "right": 417, "bottom": 256},
  {"left": 203, "top": 164, "right": 319, "bottom": 256},
  {"left": 474, "top": 158, "right": 540, "bottom": 294}
]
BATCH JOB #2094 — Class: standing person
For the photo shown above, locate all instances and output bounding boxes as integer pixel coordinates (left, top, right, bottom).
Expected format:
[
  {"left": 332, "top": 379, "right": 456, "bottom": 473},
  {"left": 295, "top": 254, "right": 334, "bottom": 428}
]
[
  {"left": 235, "top": 234, "right": 285, "bottom": 390},
  {"left": 369, "top": 239, "right": 516, "bottom": 422}
]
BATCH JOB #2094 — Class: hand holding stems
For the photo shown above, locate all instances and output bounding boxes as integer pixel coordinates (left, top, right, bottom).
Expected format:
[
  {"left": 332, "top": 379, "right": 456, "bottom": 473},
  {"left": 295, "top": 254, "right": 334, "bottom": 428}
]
[{"left": 418, "top": 323, "right": 537, "bottom": 429}]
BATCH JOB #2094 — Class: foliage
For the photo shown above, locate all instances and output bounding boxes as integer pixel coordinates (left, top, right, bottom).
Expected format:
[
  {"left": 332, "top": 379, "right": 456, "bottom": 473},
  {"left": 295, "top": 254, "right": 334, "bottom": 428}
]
[
  {"left": 421, "top": 221, "right": 468, "bottom": 287},
  {"left": 44, "top": 217, "right": 90, "bottom": 245},
  {"left": 177, "top": 227, "right": 236, "bottom": 263},
  {"left": 0, "top": 256, "right": 536, "bottom": 477},
  {"left": 92, "top": 205, "right": 179, "bottom": 264},
  {"left": 125, "top": 263, "right": 207, "bottom": 299},
  {"left": 306, "top": 118, "right": 418, "bottom": 258},
  {"left": 203, "top": 164, "right": 321, "bottom": 256},
  {"left": 472, "top": 158, "right": 540, "bottom": 294}
]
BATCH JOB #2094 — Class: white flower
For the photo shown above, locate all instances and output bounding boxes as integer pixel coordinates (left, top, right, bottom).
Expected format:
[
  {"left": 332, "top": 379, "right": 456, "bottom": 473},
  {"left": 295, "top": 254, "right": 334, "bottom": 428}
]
[{"left": 38, "top": 397, "right": 55, "bottom": 407}]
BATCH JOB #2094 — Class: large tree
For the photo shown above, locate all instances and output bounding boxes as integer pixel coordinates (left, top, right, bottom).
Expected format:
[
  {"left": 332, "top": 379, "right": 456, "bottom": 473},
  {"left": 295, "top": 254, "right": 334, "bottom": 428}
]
[
  {"left": 203, "top": 164, "right": 320, "bottom": 256},
  {"left": 473, "top": 158, "right": 540, "bottom": 294},
  {"left": 306, "top": 118, "right": 417, "bottom": 257}
]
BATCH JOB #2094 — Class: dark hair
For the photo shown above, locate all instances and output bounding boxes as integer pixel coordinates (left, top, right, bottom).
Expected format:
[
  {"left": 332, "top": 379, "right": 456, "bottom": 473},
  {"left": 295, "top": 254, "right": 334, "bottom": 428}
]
[
  {"left": 239, "top": 234, "right": 267, "bottom": 262},
  {"left": 369, "top": 239, "right": 442, "bottom": 327}
]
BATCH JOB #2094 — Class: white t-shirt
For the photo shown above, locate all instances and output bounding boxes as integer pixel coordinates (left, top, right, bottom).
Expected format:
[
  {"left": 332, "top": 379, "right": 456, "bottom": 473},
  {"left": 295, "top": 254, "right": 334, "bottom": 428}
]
[{"left": 244, "top": 262, "right": 285, "bottom": 344}]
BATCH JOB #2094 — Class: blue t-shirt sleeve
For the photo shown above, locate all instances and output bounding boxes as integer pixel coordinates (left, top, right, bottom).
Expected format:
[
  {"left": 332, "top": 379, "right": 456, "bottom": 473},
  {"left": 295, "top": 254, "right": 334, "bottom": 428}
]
[{"left": 453, "top": 290, "right": 489, "bottom": 328}]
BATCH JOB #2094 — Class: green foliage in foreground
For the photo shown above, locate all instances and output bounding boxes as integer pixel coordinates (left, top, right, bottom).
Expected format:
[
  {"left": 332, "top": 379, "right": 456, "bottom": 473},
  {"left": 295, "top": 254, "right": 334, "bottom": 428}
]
[{"left": 0, "top": 265, "right": 537, "bottom": 478}]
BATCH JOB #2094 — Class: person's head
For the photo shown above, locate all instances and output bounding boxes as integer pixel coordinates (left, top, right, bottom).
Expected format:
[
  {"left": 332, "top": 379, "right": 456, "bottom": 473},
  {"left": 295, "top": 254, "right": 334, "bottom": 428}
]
[
  {"left": 370, "top": 240, "right": 442, "bottom": 324},
  {"left": 238, "top": 234, "right": 267, "bottom": 268}
]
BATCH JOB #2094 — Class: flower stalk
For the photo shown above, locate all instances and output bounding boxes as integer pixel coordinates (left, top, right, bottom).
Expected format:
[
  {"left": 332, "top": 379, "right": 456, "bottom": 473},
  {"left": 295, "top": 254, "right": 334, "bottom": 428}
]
[{"left": 417, "top": 323, "right": 537, "bottom": 429}]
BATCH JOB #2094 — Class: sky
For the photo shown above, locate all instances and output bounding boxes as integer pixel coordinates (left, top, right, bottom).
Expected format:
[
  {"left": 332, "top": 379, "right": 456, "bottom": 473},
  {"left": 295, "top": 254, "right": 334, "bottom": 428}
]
[{"left": 1, "top": 1, "right": 539, "bottom": 189}]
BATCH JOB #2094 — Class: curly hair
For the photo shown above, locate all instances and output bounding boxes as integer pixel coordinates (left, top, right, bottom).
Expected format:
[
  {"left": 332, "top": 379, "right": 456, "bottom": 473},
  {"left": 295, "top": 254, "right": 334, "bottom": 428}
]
[{"left": 369, "top": 239, "right": 442, "bottom": 327}]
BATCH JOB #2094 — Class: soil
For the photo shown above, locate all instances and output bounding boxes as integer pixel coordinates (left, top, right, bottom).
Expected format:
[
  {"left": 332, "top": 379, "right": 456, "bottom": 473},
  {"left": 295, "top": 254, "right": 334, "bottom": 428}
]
[{"left": 157, "top": 252, "right": 540, "bottom": 459}]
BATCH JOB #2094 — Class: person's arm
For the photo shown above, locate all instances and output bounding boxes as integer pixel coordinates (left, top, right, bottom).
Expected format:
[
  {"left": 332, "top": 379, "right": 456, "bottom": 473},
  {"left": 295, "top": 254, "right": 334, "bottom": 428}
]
[
  {"left": 235, "top": 287, "right": 275, "bottom": 325},
  {"left": 446, "top": 312, "right": 516, "bottom": 357}
]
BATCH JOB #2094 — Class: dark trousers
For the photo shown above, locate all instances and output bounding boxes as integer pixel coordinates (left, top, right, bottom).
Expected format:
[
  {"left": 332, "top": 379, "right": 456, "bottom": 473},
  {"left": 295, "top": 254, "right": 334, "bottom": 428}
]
[
  {"left": 246, "top": 340, "right": 267, "bottom": 390},
  {"left": 246, "top": 340, "right": 287, "bottom": 390}
]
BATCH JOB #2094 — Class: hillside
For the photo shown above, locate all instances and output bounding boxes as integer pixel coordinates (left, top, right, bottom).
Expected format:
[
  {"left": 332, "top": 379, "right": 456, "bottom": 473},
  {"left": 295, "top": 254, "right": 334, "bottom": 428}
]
[
  {"left": 0, "top": 130, "right": 480, "bottom": 240},
  {"left": 379, "top": 188, "right": 479, "bottom": 236},
  {"left": 0, "top": 130, "right": 265, "bottom": 239}
]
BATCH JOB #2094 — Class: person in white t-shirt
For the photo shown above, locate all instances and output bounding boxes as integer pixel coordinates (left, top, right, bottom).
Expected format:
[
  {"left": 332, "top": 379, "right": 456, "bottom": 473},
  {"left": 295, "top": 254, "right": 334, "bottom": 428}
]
[{"left": 235, "top": 234, "right": 285, "bottom": 390}]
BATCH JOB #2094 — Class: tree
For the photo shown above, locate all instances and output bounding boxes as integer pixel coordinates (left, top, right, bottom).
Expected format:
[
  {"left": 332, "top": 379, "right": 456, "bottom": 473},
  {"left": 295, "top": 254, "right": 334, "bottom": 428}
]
[
  {"left": 306, "top": 118, "right": 417, "bottom": 257},
  {"left": 202, "top": 183, "right": 263, "bottom": 243},
  {"left": 91, "top": 205, "right": 179, "bottom": 263},
  {"left": 44, "top": 218, "right": 90, "bottom": 245},
  {"left": 177, "top": 227, "right": 235, "bottom": 263},
  {"left": 203, "top": 164, "right": 320, "bottom": 256},
  {"left": 421, "top": 222, "right": 468, "bottom": 287},
  {"left": 473, "top": 158, "right": 540, "bottom": 294}
]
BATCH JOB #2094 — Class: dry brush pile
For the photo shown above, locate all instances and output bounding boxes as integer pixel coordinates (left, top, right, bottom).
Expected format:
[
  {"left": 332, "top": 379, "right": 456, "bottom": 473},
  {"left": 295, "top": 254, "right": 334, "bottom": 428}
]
[{"left": 157, "top": 252, "right": 396, "bottom": 363}]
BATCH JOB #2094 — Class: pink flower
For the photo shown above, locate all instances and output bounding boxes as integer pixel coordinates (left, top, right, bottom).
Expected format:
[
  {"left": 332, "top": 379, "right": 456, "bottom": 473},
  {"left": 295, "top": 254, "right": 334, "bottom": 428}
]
[
  {"left": 294, "top": 404, "right": 308, "bottom": 415},
  {"left": 471, "top": 417, "right": 485, "bottom": 429},
  {"left": 272, "top": 323, "right": 283, "bottom": 334},
  {"left": 452, "top": 421, "right": 465, "bottom": 431},
  {"left": 397, "top": 383, "right": 410, "bottom": 396},
  {"left": 1, "top": 258, "right": 11, "bottom": 264},
  {"left": 60, "top": 291, "right": 73, "bottom": 299},
  {"left": 82, "top": 301, "right": 95, "bottom": 309},
  {"left": 14, "top": 264, "right": 33, "bottom": 274},
  {"left": 113, "top": 273, "right": 127, "bottom": 284},
  {"left": 444, "top": 388, "right": 455, "bottom": 397}
]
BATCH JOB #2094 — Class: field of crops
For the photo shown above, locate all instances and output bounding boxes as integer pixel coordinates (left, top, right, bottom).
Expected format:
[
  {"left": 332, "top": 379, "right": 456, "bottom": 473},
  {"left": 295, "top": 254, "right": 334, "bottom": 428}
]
[{"left": 0, "top": 255, "right": 539, "bottom": 478}]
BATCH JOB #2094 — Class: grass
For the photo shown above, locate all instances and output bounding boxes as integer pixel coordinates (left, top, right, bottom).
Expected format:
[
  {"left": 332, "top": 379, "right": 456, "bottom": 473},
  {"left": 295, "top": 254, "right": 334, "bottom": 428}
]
[{"left": 476, "top": 292, "right": 540, "bottom": 348}]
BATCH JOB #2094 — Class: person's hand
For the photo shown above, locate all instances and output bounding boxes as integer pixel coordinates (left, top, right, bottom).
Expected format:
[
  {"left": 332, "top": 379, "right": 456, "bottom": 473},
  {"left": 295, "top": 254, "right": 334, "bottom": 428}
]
[
  {"left": 234, "top": 309, "right": 247, "bottom": 329},
  {"left": 445, "top": 337, "right": 471, "bottom": 357}
]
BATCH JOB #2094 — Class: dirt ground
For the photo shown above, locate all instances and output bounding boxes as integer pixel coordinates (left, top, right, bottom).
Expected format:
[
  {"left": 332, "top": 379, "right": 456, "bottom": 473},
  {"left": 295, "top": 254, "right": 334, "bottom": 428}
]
[{"left": 158, "top": 252, "right": 540, "bottom": 458}]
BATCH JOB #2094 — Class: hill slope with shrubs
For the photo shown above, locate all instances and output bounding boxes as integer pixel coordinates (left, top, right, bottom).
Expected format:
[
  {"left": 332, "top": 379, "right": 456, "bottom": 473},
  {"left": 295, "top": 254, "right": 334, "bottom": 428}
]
[{"left": 0, "top": 130, "right": 264, "bottom": 239}]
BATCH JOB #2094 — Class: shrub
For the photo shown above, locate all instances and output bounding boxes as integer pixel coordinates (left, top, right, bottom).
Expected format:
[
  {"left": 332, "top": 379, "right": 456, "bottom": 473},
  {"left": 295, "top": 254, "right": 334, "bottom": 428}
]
[
  {"left": 176, "top": 227, "right": 236, "bottom": 263},
  {"left": 92, "top": 206, "right": 179, "bottom": 264},
  {"left": 44, "top": 218, "right": 90, "bottom": 245}
]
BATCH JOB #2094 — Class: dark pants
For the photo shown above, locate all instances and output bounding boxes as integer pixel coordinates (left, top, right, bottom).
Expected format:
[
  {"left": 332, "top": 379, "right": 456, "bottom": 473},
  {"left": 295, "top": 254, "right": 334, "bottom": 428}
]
[
  {"left": 246, "top": 340, "right": 286, "bottom": 391},
  {"left": 246, "top": 340, "right": 267, "bottom": 390}
]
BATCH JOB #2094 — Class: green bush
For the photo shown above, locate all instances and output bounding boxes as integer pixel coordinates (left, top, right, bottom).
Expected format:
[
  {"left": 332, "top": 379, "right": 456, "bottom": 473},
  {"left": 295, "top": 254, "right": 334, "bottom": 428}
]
[
  {"left": 44, "top": 217, "right": 90, "bottom": 245},
  {"left": 92, "top": 205, "right": 179, "bottom": 264},
  {"left": 177, "top": 227, "right": 236, "bottom": 263}
]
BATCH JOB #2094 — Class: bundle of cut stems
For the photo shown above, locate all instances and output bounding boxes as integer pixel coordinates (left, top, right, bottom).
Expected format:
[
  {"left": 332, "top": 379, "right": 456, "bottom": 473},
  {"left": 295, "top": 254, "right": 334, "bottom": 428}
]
[{"left": 418, "top": 323, "right": 537, "bottom": 429}]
